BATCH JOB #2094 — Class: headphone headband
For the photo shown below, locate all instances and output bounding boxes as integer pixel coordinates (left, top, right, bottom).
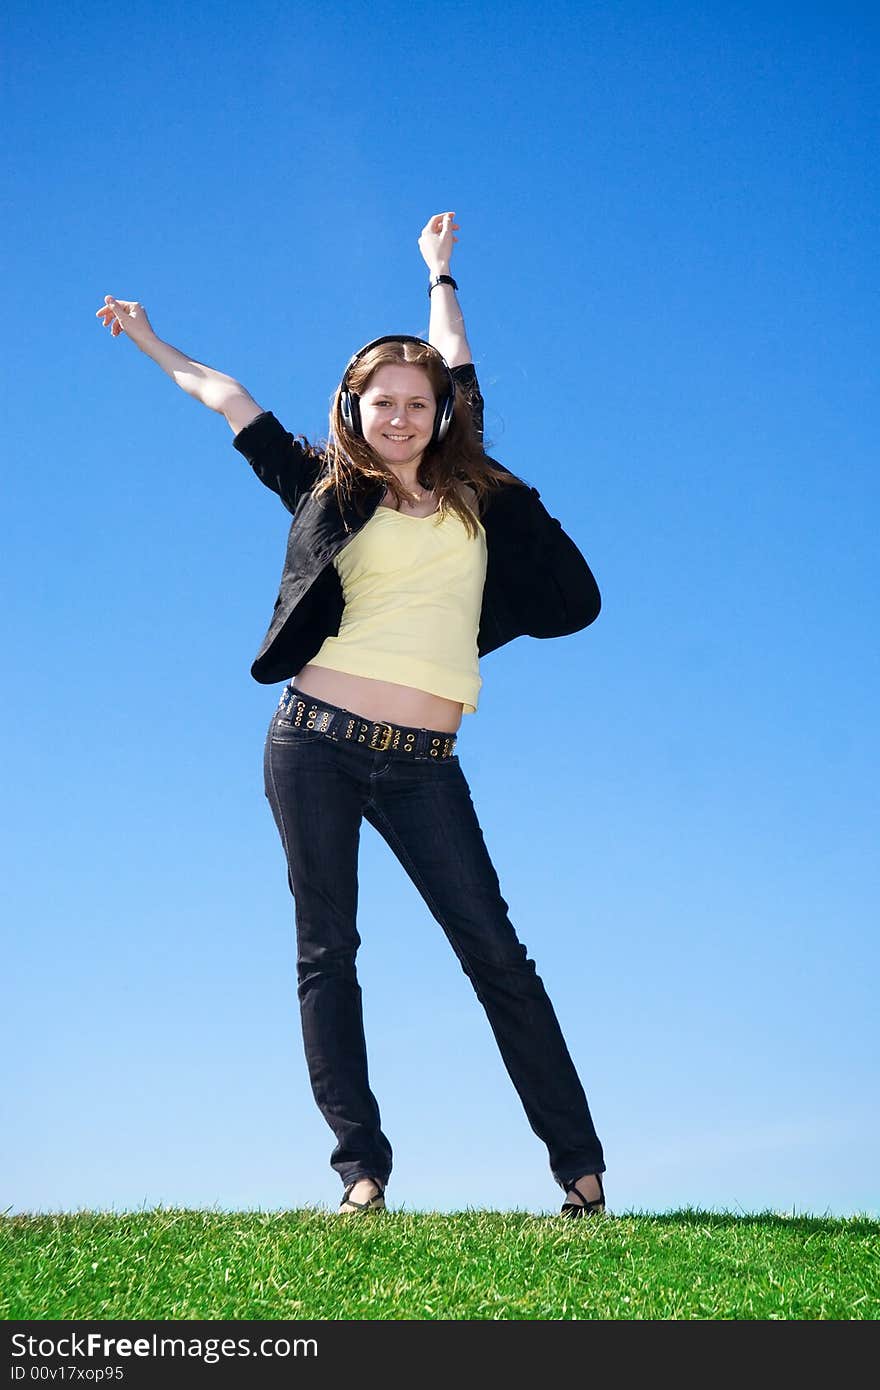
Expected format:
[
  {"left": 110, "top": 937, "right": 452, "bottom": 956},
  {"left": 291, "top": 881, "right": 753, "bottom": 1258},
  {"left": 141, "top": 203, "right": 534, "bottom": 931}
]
[{"left": 339, "top": 335, "right": 456, "bottom": 446}]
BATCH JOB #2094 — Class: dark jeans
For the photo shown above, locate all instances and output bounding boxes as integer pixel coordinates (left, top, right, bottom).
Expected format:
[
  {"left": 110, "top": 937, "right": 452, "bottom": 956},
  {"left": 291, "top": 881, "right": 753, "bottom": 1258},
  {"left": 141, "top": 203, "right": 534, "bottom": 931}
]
[{"left": 263, "top": 684, "right": 605, "bottom": 1193}]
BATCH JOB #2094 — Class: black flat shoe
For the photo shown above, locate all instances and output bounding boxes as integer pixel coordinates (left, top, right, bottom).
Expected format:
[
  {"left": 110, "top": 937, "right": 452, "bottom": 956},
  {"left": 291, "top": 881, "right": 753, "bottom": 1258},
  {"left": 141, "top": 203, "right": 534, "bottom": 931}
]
[
  {"left": 338, "top": 1178, "right": 386, "bottom": 1215},
  {"left": 560, "top": 1173, "right": 606, "bottom": 1217}
]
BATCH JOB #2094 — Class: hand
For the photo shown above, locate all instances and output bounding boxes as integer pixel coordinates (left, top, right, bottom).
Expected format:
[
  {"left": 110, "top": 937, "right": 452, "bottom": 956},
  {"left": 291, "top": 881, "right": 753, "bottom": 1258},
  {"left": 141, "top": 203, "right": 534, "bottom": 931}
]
[
  {"left": 95, "top": 296, "right": 157, "bottom": 347},
  {"left": 418, "top": 211, "right": 460, "bottom": 272}
]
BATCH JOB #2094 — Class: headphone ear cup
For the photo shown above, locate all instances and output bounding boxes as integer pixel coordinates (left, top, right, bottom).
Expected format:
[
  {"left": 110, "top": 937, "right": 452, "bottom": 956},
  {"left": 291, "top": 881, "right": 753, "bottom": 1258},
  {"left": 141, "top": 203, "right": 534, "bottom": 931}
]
[
  {"left": 340, "top": 389, "right": 362, "bottom": 437},
  {"left": 433, "top": 392, "right": 455, "bottom": 444}
]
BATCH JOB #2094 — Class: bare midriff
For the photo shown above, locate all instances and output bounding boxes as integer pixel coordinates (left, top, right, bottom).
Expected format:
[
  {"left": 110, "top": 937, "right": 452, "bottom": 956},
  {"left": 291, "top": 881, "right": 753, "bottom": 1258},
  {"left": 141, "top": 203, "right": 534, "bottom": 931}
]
[{"left": 291, "top": 666, "right": 464, "bottom": 733}]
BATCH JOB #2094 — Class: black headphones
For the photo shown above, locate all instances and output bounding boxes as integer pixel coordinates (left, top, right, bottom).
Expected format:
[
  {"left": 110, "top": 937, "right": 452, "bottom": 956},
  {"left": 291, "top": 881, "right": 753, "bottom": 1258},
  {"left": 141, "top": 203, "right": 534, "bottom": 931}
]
[{"left": 339, "top": 335, "right": 456, "bottom": 446}]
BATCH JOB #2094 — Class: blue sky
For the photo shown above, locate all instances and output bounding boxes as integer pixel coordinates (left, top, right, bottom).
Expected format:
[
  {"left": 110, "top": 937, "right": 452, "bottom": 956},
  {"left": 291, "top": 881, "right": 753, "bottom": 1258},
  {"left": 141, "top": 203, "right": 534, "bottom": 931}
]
[{"left": 3, "top": 0, "right": 878, "bottom": 1223}]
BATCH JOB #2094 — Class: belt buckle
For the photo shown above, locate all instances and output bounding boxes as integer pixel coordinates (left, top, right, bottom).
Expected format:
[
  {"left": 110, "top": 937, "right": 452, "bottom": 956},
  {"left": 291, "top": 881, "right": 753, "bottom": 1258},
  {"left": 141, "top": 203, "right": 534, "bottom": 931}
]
[{"left": 370, "top": 721, "right": 393, "bottom": 751}]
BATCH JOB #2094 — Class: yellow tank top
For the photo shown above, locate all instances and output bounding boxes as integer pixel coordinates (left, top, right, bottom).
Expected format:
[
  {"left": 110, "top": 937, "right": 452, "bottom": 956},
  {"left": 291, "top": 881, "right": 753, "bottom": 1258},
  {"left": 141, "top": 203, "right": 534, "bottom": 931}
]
[{"left": 309, "top": 502, "right": 488, "bottom": 713}]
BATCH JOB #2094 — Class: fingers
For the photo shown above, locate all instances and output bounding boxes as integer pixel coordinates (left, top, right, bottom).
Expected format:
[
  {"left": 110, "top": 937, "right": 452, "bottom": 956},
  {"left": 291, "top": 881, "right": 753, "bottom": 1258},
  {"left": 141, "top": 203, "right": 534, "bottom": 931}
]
[
  {"left": 95, "top": 296, "right": 129, "bottom": 336},
  {"left": 95, "top": 299, "right": 118, "bottom": 333},
  {"left": 424, "top": 212, "right": 459, "bottom": 231}
]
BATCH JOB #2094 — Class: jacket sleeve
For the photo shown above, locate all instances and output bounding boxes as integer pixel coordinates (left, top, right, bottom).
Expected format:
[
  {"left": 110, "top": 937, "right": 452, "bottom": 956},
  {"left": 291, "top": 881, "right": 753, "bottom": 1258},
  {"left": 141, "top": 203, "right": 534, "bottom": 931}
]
[
  {"left": 450, "top": 363, "right": 484, "bottom": 445},
  {"left": 231, "top": 411, "right": 324, "bottom": 517}
]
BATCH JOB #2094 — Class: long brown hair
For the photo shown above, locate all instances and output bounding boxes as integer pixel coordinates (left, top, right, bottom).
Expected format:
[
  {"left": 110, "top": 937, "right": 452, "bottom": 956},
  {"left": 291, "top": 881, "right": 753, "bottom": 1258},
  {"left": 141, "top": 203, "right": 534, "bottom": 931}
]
[{"left": 302, "top": 338, "right": 527, "bottom": 538}]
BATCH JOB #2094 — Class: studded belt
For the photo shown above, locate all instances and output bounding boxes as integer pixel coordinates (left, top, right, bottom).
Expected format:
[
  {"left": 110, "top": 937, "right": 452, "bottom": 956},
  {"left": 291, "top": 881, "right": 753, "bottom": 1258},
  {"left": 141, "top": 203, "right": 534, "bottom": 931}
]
[{"left": 277, "top": 685, "right": 458, "bottom": 759}]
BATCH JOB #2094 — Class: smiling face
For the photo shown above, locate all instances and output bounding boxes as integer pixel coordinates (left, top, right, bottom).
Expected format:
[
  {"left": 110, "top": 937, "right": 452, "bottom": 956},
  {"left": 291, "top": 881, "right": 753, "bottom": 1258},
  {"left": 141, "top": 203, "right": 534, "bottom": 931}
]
[{"left": 358, "top": 363, "right": 437, "bottom": 470}]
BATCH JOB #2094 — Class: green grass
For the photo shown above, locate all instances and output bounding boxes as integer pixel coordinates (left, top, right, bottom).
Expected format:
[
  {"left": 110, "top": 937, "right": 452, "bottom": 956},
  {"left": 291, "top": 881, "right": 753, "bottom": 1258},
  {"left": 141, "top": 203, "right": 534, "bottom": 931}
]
[{"left": 2, "top": 1207, "right": 878, "bottom": 1320}]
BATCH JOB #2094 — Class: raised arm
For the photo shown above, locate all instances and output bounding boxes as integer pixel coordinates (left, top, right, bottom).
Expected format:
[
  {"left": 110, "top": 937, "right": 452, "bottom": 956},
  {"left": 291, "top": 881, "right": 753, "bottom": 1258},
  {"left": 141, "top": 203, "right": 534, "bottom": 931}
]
[
  {"left": 95, "top": 294, "right": 319, "bottom": 511},
  {"left": 418, "top": 212, "right": 473, "bottom": 368},
  {"left": 95, "top": 296, "right": 263, "bottom": 433}
]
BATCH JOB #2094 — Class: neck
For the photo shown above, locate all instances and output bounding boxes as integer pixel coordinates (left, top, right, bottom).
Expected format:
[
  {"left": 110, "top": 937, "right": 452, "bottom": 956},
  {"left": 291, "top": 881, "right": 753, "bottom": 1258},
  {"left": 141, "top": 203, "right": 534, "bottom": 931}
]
[{"left": 385, "top": 464, "right": 429, "bottom": 496}]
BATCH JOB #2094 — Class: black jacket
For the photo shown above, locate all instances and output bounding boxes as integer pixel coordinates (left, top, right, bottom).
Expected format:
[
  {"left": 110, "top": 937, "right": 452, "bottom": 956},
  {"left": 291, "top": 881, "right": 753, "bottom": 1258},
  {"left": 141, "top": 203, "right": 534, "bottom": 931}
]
[{"left": 232, "top": 363, "right": 601, "bottom": 684}]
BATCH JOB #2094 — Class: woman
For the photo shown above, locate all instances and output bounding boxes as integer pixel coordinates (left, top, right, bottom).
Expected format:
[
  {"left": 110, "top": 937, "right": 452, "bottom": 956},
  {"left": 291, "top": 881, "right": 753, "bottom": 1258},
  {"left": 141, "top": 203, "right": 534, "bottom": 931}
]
[{"left": 95, "top": 211, "right": 606, "bottom": 1219}]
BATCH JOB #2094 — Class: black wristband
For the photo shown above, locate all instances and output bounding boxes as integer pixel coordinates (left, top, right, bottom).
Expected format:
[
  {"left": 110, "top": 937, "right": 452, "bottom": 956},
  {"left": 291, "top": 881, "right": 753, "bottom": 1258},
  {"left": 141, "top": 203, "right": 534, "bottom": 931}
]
[{"left": 428, "top": 274, "right": 458, "bottom": 296}]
